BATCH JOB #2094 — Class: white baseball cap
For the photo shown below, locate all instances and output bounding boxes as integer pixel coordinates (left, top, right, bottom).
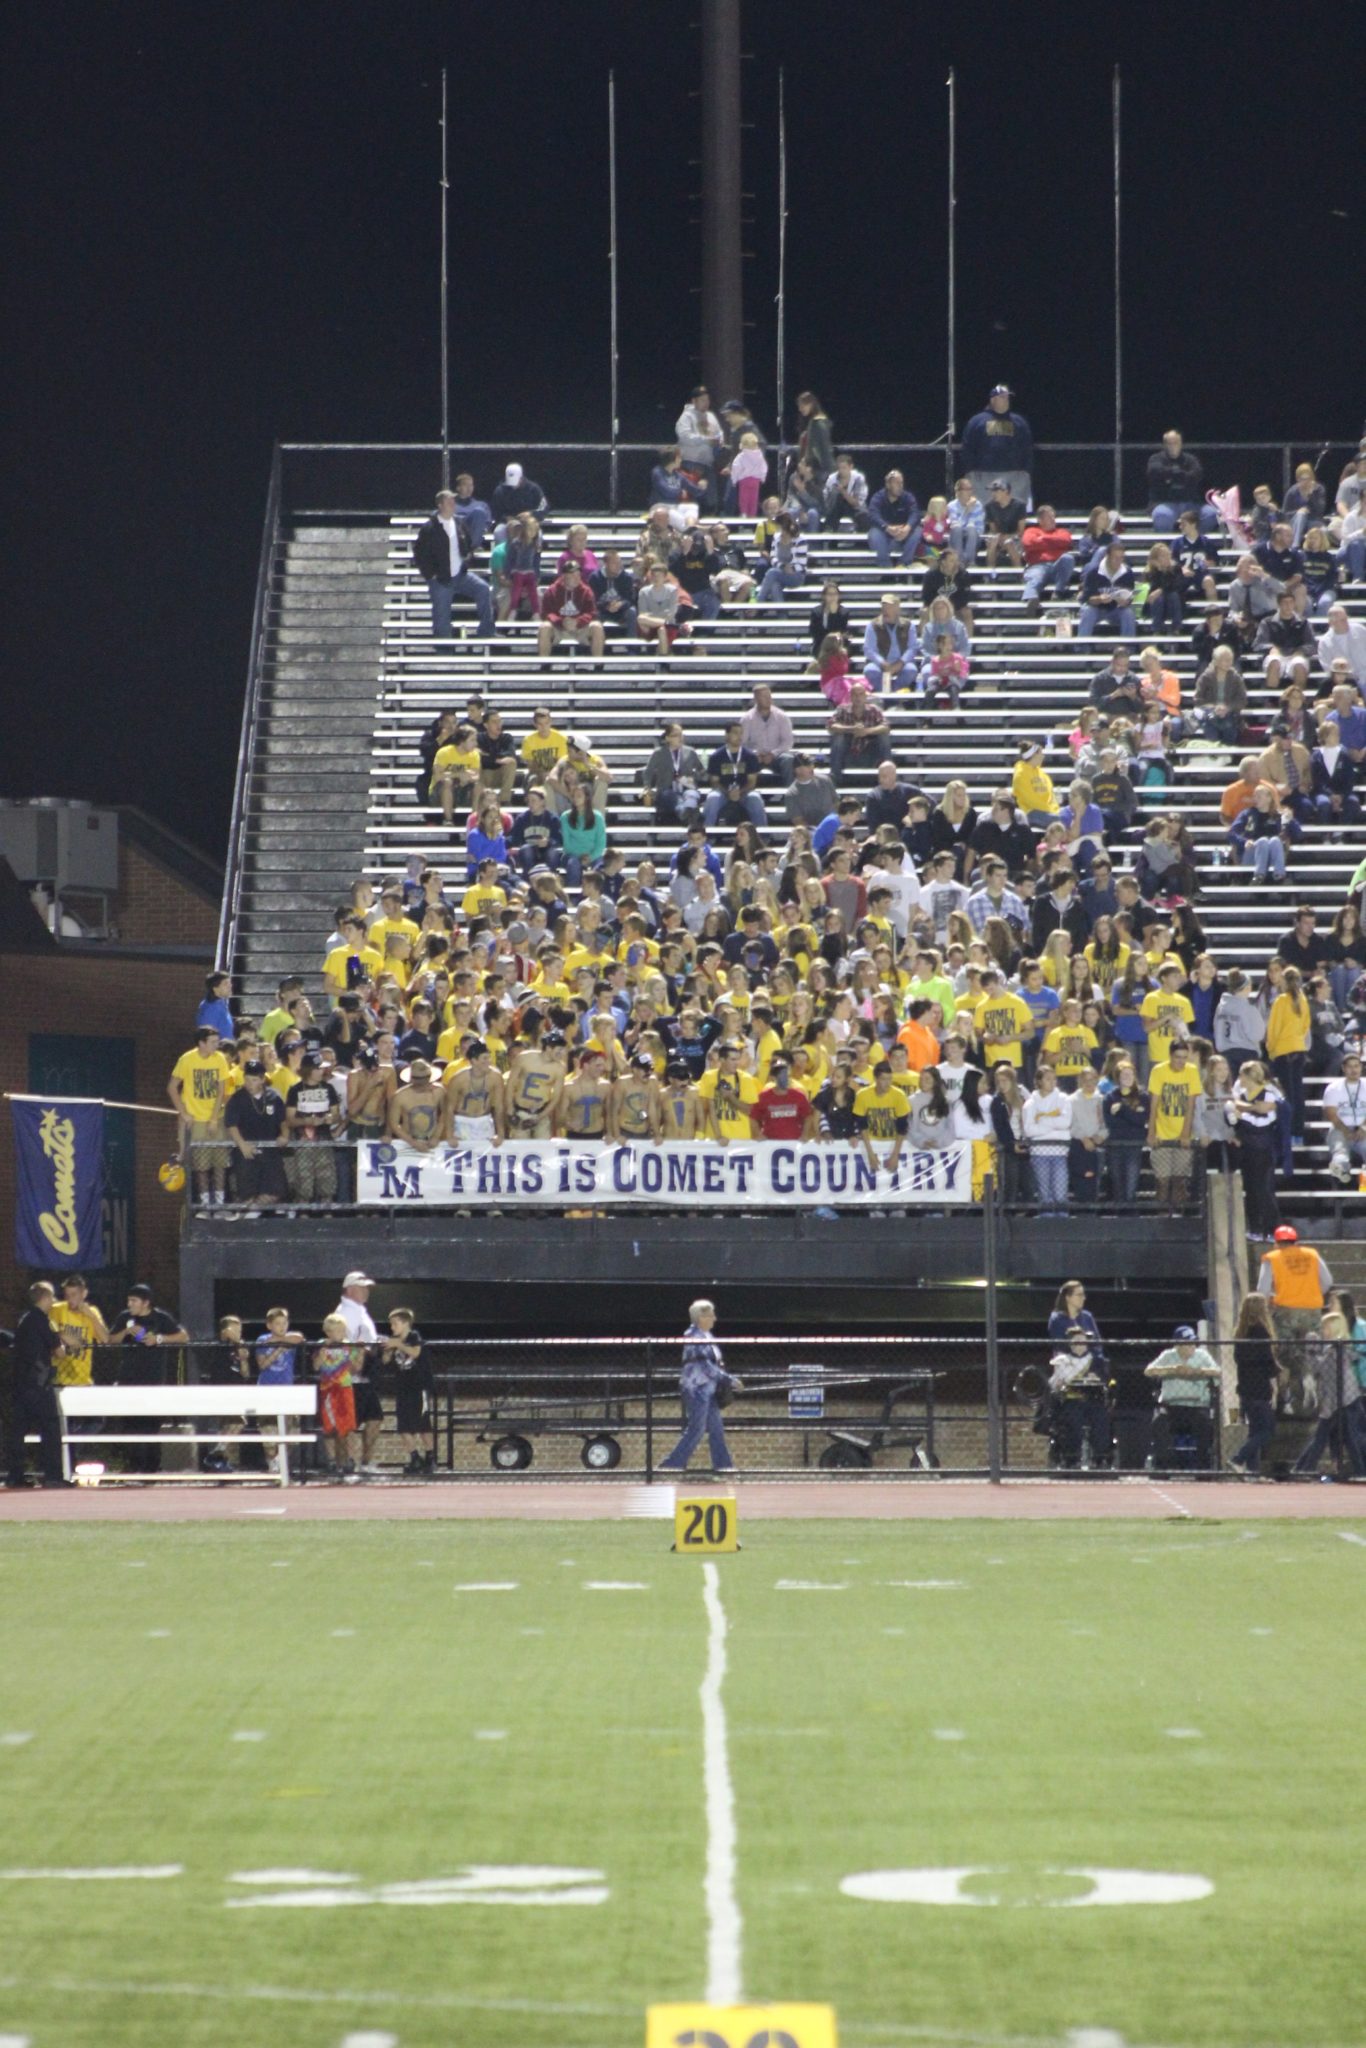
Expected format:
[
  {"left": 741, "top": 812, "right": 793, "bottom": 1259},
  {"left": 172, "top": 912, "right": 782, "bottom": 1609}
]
[{"left": 342, "top": 1271, "right": 375, "bottom": 1289}]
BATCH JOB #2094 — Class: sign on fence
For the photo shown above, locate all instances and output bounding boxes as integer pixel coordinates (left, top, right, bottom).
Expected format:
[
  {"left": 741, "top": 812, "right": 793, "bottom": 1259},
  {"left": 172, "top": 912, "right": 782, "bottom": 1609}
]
[{"left": 355, "top": 1138, "right": 974, "bottom": 1209}]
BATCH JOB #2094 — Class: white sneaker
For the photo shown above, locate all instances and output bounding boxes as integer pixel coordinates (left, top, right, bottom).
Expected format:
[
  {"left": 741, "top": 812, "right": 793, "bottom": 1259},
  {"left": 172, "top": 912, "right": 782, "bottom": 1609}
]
[{"left": 359, "top": 1463, "right": 383, "bottom": 1478}]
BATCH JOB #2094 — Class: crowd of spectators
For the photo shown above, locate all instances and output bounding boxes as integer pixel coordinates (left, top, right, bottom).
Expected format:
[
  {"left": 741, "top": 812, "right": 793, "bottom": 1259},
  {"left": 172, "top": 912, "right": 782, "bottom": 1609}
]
[{"left": 167, "top": 426, "right": 1366, "bottom": 1221}]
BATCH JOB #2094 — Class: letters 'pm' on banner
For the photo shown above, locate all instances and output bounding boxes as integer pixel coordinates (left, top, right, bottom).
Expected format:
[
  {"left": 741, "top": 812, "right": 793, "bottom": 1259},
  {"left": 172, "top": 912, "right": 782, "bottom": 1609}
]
[
  {"left": 10, "top": 1096, "right": 106, "bottom": 1268},
  {"left": 357, "top": 1138, "right": 974, "bottom": 1209}
]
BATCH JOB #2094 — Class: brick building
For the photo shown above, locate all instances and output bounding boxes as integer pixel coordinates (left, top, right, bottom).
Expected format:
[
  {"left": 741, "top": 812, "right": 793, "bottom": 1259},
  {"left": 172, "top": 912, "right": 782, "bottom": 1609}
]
[{"left": 0, "top": 809, "right": 221, "bottom": 1329}]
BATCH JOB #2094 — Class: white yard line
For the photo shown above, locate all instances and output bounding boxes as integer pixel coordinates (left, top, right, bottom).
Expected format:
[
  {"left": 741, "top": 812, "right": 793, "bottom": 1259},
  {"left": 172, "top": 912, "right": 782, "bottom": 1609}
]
[
  {"left": 1338, "top": 1531, "right": 1366, "bottom": 1548},
  {"left": 1144, "top": 1481, "right": 1192, "bottom": 1519},
  {"left": 3, "top": 1973, "right": 631, "bottom": 2021},
  {"left": 700, "top": 1559, "right": 743, "bottom": 2006}
]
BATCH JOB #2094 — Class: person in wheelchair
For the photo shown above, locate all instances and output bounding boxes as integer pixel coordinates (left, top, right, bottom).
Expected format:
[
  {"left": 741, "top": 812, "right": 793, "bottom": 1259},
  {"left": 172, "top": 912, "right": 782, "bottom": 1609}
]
[
  {"left": 1047, "top": 1324, "right": 1113, "bottom": 1469},
  {"left": 1145, "top": 1324, "right": 1222, "bottom": 1470}
]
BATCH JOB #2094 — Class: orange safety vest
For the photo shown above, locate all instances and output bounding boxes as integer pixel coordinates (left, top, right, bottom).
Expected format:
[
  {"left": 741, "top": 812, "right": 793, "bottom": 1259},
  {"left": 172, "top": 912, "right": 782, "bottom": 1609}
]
[{"left": 1260, "top": 1246, "right": 1325, "bottom": 1310}]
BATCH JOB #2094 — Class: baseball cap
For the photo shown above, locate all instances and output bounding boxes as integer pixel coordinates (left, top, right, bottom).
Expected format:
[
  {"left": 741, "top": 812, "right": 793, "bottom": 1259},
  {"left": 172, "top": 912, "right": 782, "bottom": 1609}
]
[
  {"left": 568, "top": 732, "right": 592, "bottom": 751},
  {"left": 990, "top": 478, "right": 1009, "bottom": 492},
  {"left": 665, "top": 1060, "right": 692, "bottom": 1081},
  {"left": 506, "top": 922, "right": 529, "bottom": 945},
  {"left": 990, "top": 384, "right": 1012, "bottom": 397},
  {"left": 719, "top": 397, "right": 746, "bottom": 413},
  {"left": 242, "top": 1058, "right": 266, "bottom": 1076},
  {"left": 1174, "top": 1325, "right": 1197, "bottom": 1341},
  {"left": 342, "top": 1271, "right": 375, "bottom": 1289}
]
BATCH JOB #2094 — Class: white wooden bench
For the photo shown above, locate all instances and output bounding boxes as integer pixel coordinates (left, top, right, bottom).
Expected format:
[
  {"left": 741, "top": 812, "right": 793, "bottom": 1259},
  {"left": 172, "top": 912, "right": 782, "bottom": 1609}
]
[{"left": 58, "top": 1386, "right": 318, "bottom": 1487}]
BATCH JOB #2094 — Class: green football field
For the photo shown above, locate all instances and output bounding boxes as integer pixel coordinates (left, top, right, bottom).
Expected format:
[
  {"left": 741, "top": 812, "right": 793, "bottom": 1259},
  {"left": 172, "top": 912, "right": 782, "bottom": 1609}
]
[{"left": 1, "top": 1517, "right": 1363, "bottom": 2048}]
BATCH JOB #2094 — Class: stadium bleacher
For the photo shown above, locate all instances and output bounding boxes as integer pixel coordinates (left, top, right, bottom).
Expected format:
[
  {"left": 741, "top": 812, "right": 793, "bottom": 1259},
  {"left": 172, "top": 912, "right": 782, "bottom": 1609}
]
[{"left": 228, "top": 501, "right": 1364, "bottom": 1207}]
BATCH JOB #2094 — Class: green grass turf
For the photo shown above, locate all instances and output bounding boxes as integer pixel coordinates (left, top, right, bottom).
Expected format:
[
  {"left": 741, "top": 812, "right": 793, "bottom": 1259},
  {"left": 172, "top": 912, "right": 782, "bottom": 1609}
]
[{"left": 0, "top": 1518, "right": 1363, "bottom": 2048}]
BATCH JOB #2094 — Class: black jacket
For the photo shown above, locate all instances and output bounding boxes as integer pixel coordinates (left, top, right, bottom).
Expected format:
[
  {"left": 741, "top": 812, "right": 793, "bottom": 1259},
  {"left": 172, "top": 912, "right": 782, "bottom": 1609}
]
[
  {"left": 1030, "top": 893, "right": 1090, "bottom": 952},
  {"left": 1147, "top": 448, "right": 1204, "bottom": 506},
  {"left": 413, "top": 514, "right": 478, "bottom": 582},
  {"left": 491, "top": 477, "right": 548, "bottom": 521},
  {"left": 12, "top": 1306, "right": 58, "bottom": 1394}
]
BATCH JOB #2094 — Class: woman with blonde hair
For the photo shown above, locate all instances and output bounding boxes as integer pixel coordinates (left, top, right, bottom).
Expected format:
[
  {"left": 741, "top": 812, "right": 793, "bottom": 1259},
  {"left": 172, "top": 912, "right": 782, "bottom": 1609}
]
[
  {"left": 931, "top": 779, "right": 978, "bottom": 878},
  {"left": 1266, "top": 965, "right": 1311, "bottom": 1138},
  {"left": 1143, "top": 541, "right": 1186, "bottom": 632},
  {"left": 1295, "top": 1311, "right": 1366, "bottom": 1476},
  {"left": 1040, "top": 929, "right": 1074, "bottom": 990},
  {"left": 1228, "top": 1059, "right": 1284, "bottom": 1238}
]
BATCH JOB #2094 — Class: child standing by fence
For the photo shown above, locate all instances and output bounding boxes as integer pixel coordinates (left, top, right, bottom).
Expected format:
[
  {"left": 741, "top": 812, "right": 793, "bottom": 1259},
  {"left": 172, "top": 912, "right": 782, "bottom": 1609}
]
[{"left": 730, "top": 432, "right": 769, "bottom": 519}]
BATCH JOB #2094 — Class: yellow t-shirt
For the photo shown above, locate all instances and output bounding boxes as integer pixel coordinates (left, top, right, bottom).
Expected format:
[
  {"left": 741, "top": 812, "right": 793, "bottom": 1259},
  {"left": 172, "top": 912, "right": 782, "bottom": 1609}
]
[
  {"left": 1147, "top": 1060, "right": 1202, "bottom": 1142},
  {"left": 430, "top": 742, "right": 480, "bottom": 792},
  {"left": 462, "top": 884, "right": 508, "bottom": 919},
  {"left": 323, "top": 942, "right": 383, "bottom": 990},
  {"left": 266, "top": 1064, "right": 298, "bottom": 1100},
  {"left": 564, "top": 943, "right": 612, "bottom": 979},
  {"left": 1012, "top": 760, "right": 1057, "bottom": 816},
  {"left": 435, "top": 1026, "right": 469, "bottom": 1065},
  {"left": 172, "top": 1049, "right": 231, "bottom": 1124},
  {"left": 853, "top": 1083, "right": 912, "bottom": 1140},
  {"left": 1140, "top": 989, "right": 1195, "bottom": 1063},
  {"left": 368, "top": 915, "right": 422, "bottom": 949},
  {"left": 520, "top": 728, "right": 568, "bottom": 779},
  {"left": 1082, "top": 941, "right": 1131, "bottom": 992},
  {"left": 975, "top": 991, "right": 1033, "bottom": 1067},
  {"left": 49, "top": 1302, "right": 104, "bottom": 1388},
  {"left": 752, "top": 1028, "right": 784, "bottom": 1087},
  {"left": 528, "top": 975, "right": 572, "bottom": 1008},
  {"left": 613, "top": 935, "right": 660, "bottom": 975},
  {"left": 1042, "top": 1023, "right": 1099, "bottom": 1078},
  {"left": 697, "top": 1068, "right": 760, "bottom": 1138}
]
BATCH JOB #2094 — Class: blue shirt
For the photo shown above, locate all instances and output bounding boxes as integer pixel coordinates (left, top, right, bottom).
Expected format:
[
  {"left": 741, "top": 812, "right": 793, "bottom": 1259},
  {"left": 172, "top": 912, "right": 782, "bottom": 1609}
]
[
  {"left": 680, "top": 1324, "right": 730, "bottom": 1397},
  {"left": 1021, "top": 984, "right": 1060, "bottom": 1031},
  {"left": 197, "top": 997, "right": 234, "bottom": 1039},
  {"left": 254, "top": 1334, "right": 298, "bottom": 1385}
]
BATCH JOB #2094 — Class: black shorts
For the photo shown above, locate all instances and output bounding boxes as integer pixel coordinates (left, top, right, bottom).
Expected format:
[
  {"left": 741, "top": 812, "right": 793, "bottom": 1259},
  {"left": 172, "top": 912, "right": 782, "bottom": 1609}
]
[
  {"left": 353, "top": 1378, "right": 384, "bottom": 1426},
  {"left": 395, "top": 1370, "right": 433, "bottom": 1436},
  {"left": 233, "top": 1152, "right": 289, "bottom": 1202}
]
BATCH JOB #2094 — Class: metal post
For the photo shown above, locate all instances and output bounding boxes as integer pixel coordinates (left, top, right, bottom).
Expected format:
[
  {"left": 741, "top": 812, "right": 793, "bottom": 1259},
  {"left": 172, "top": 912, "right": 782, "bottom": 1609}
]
[
  {"left": 946, "top": 68, "right": 956, "bottom": 496},
  {"left": 645, "top": 1341, "right": 655, "bottom": 1481},
  {"left": 700, "top": 0, "right": 744, "bottom": 404},
  {"left": 983, "top": 1172, "right": 1002, "bottom": 1483},
  {"left": 608, "top": 71, "right": 620, "bottom": 512},
  {"left": 776, "top": 67, "right": 788, "bottom": 441},
  {"left": 439, "top": 69, "right": 450, "bottom": 490},
  {"left": 1112, "top": 66, "right": 1122, "bottom": 510}
]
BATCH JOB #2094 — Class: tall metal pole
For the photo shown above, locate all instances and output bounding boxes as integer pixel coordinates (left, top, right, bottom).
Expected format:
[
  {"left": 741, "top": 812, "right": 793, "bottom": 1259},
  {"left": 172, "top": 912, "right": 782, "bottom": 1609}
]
[
  {"left": 439, "top": 69, "right": 450, "bottom": 489},
  {"left": 983, "top": 1171, "right": 1002, "bottom": 1484},
  {"left": 946, "top": 69, "right": 957, "bottom": 496},
  {"left": 1112, "top": 66, "right": 1122, "bottom": 510},
  {"left": 776, "top": 67, "right": 787, "bottom": 442},
  {"left": 700, "top": 0, "right": 744, "bottom": 405},
  {"left": 608, "top": 70, "right": 620, "bottom": 511}
]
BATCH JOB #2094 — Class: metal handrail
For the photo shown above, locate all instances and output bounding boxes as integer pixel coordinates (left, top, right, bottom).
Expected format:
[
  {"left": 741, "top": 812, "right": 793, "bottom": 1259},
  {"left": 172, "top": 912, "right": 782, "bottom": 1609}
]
[{"left": 217, "top": 442, "right": 282, "bottom": 976}]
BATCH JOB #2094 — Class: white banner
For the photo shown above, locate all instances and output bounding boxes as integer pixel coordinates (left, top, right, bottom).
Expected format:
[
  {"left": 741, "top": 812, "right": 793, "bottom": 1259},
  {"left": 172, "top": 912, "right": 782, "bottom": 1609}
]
[{"left": 355, "top": 1138, "right": 974, "bottom": 1209}]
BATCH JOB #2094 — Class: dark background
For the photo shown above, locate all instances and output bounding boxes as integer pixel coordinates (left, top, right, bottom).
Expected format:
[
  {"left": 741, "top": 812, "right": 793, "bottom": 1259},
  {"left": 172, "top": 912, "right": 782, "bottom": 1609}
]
[{"left": 5, "top": 2, "right": 1361, "bottom": 859}]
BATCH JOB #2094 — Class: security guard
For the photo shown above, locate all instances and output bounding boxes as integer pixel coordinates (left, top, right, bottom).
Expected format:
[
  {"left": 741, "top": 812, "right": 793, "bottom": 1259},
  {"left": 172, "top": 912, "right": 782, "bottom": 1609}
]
[{"left": 1257, "top": 1226, "right": 1333, "bottom": 1406}]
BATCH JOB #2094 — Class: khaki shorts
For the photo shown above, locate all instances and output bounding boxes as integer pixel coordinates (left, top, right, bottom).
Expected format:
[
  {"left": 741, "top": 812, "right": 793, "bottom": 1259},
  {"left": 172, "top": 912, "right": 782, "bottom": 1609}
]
[
  {"left": 187, "top": 1121, "right": 231, "bottom": 1170},
  {"left": 1151, "top": 1144, "right": 1192, "bottom": 1181}
]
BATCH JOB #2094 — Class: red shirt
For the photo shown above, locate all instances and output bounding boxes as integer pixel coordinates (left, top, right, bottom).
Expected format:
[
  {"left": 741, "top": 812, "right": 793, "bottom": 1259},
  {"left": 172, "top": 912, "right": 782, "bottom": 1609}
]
[
  {"left": 1021, "top": 524, "right": 1074, "bottom": 564},
  {"left": 751, "top": 1085, "right": 813, "bottom": 1140}
]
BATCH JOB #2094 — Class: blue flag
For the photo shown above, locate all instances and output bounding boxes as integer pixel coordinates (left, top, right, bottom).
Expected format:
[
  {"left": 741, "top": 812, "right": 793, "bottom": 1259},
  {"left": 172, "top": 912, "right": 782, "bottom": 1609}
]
[{"left": 11, "top": 1097, "right": 106, "bottom": 1269}]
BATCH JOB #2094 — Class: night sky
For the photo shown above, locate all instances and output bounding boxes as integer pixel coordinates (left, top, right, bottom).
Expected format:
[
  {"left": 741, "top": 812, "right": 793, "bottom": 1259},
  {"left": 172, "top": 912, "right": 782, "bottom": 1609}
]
[{"left": 6, "top": 3, "right": 1362, "bottom": 858}]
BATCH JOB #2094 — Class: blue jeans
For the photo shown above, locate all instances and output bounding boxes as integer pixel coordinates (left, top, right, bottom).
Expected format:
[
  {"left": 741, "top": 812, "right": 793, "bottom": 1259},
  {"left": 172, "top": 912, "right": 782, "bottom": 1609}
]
[
  {"left": 758, "top": 566, "right": 803, "bottom": 602},
  {"left": 658, "top": 1387, "right": 734, "bottom": 1473},
  {"left": 869, "top": 524, "right": 921, "bottom": 566},
  {"left": 1152, "top": 501, "right": 1218, "bottom": 535},
  {"left": 1030, "top": 1147, "right": 1067, "bottom": 1211},
  {"left": 703, "top": 791, "right": 766, "bottom": 828},
  {"left": 1107, "top": 1139, "right": 1142, "bottom": 1205},
  {"left": 948, "top": 524, "right": 980, "bottom": 565},
  {"left": 1079, "top": 603, "right": 1138, "bottom": 638},
  {"left": 429, "top": 572, "right": 494, "bottom": 638},
  {"left": 1243, "top": 837, "right": 1285, "bottom": 882},
  {"left": 1023, "top": 552, "right": 1075, "bottom": 602},
  {"left": 690, "top": 588, "right": 721, "bottom": 622},
  {"left": 1232, "top": 1398, "right": 1277, "bottom": 1473},
  {"left": 1145, "top": 588, "right": 1184, "bottom": 630},
  {"left": 1314, "top": 792, "right": 1362, "bottom": 823},
  {"left": 829, "top": 733, "right": 893, "bottom": 783},
  {"left": 1341, "top": 539, "right": 1365, "bottom": 582}
]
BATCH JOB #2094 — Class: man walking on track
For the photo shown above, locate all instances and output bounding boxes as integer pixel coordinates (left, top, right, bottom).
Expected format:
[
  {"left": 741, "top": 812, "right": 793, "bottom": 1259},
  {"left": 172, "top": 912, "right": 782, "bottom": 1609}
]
[
  {"left": 657, "top": 1299, "right": 742, "bottom": 1481},
  {"left": 1257, "top": 1225, "right": 1333, "bottom": 1405}
]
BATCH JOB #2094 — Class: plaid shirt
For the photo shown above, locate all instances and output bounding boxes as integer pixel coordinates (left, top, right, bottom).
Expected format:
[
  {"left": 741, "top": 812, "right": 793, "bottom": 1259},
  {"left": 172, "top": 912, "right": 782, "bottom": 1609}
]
[{"left": 965, "top": 885, "right": 1028, "bottom": 933}]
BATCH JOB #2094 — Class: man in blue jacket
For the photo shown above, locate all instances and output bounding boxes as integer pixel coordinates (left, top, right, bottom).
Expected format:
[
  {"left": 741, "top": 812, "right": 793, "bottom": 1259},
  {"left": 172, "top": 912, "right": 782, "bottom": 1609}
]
[
  {"left": 867, "top": 471, "right": 922, "bottom": 566},
  {"left": 962, "top": 385, "right": 1034, "bottom": 508}
]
